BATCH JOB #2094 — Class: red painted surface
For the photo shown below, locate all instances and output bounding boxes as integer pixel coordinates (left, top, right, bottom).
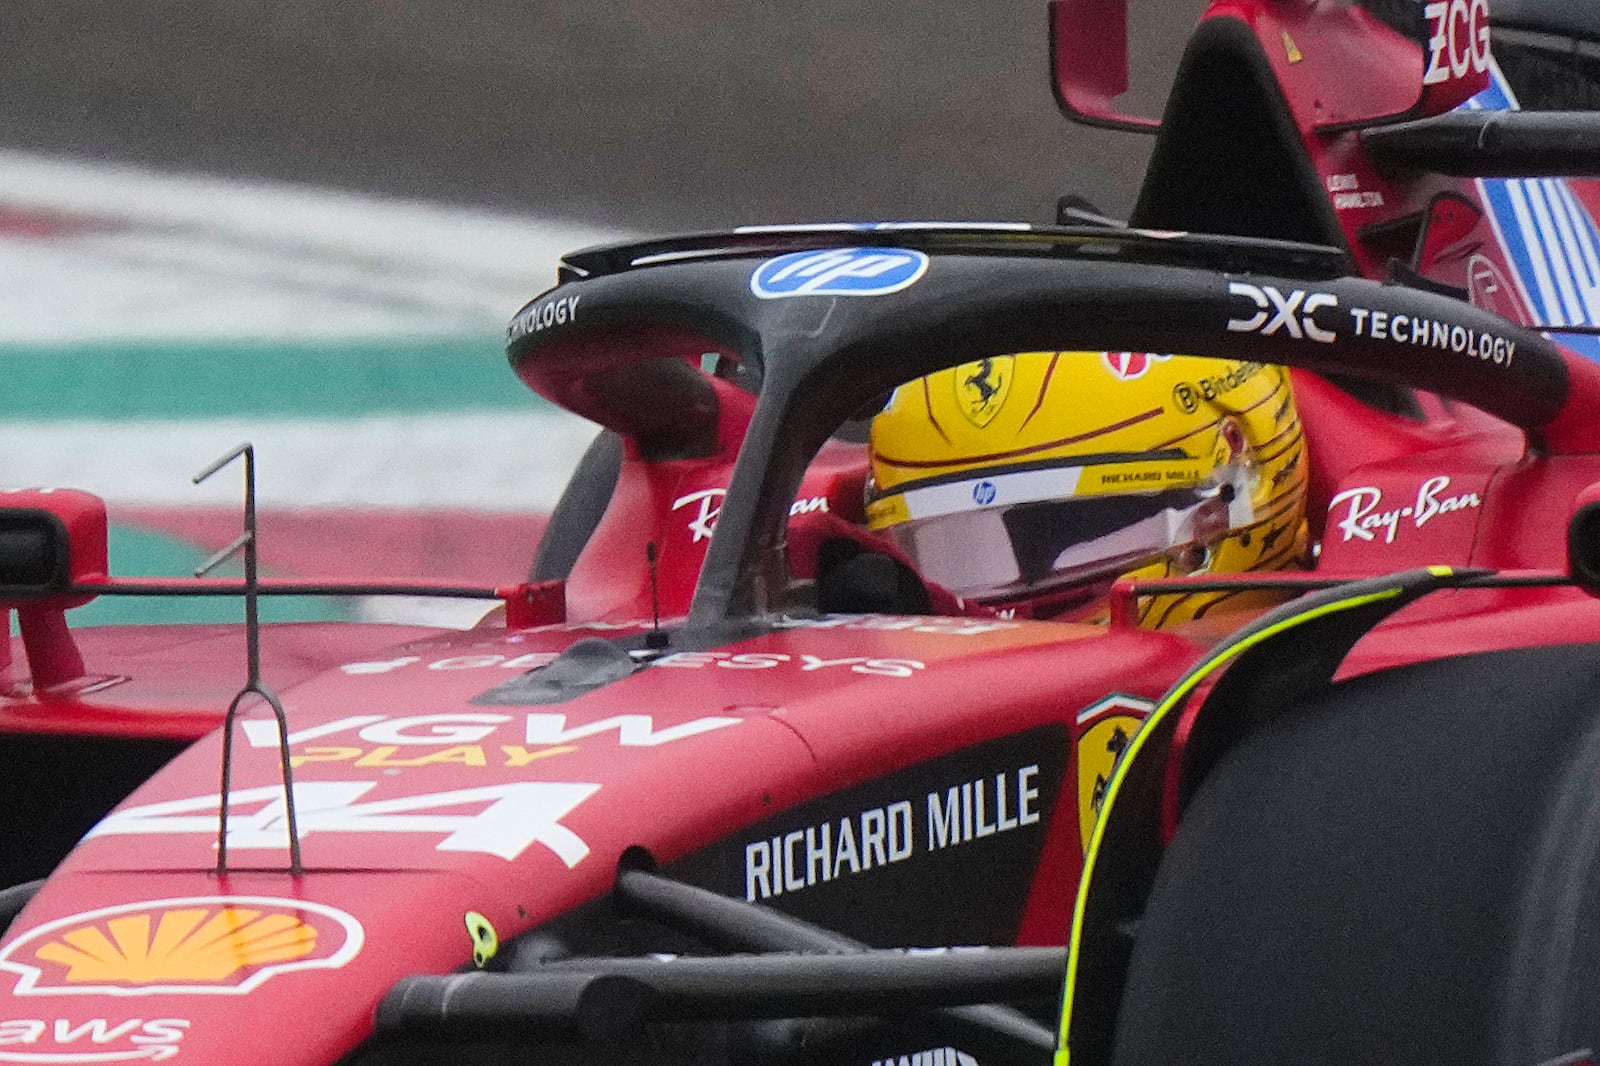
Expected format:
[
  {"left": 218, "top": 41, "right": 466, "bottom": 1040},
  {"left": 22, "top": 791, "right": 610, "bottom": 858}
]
[
  {"left": 4, "top": 5, "right": 1600, "bottom": 1062},
  {"left": 111, "top": 505, "right": 547, "bottom": 584}
]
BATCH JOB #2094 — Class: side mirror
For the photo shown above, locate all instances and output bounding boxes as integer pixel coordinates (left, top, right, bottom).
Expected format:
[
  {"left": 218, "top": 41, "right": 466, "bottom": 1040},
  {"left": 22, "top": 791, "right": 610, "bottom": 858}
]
[
  {"left": 1048, "top": 0, "right": 1164, "bottom": 132},
  {"left": 0, "top": 489, "right": 107, "bottom": 694},
  {"left": 0, "top": 489, "right": 106, "bottom": 605}
]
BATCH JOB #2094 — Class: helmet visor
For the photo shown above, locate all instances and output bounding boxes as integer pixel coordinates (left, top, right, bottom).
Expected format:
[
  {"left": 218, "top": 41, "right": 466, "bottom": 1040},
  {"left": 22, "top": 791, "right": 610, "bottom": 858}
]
[{"left": 877, "top": 463, "right": 1251, "bottom": 602}]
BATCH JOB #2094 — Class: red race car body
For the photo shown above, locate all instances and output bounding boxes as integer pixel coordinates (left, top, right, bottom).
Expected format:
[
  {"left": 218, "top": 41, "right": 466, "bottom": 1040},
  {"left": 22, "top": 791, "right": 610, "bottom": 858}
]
[{"left": 5, "top": 2, "right": 1600, "bottom": 1063}]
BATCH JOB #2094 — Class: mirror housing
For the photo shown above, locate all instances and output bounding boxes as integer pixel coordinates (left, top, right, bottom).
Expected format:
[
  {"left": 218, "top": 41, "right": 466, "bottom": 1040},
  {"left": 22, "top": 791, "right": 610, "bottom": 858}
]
[
  {"left": 0, "top": 490, "right": 107, "bottom": 694},
  {"left": 1049, "top": 0, "right": 1160, "bottom": 132},
  {"left": 0, "top": 489, "right": 107, "bottom": 607}
]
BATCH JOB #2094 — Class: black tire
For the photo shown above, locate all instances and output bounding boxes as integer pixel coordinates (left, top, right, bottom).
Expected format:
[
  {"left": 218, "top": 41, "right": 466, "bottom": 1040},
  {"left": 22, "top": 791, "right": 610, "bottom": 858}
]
[{"left": 1111, "top": 642, "right": 1600, "bottom": 1066}]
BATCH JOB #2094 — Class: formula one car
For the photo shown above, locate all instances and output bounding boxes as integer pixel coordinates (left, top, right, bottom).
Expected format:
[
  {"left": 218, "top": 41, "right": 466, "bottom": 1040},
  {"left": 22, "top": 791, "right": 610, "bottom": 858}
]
[{"left": 5, "top": 1, "right": 1600, "bottom": 1064}]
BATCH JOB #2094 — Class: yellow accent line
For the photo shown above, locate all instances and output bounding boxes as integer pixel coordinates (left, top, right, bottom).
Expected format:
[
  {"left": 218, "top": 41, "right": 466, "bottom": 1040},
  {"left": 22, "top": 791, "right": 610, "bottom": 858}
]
[
  {"left": 1282, "top": 29, "right": 1304, "bottom": 63},
  {"left": 1055, "top": 582, "right": 1413, "bottom": 1063}
]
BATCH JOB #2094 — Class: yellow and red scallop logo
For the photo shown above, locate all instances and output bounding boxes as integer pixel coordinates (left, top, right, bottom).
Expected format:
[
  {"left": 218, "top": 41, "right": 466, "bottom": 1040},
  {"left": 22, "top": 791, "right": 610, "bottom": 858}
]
[{"left": 0, "top": 897, "right": 364, "bottom": 995}]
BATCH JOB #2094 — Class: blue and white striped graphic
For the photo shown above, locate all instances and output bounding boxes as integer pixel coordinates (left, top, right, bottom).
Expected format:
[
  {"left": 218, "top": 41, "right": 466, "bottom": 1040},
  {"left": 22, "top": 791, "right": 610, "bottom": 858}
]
[{"left": 1471, "top": 64, "right": 1600, "bottom": 362}]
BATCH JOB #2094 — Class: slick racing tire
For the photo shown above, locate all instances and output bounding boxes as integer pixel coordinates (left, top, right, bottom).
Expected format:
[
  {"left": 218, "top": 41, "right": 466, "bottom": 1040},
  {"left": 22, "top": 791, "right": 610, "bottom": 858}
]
[{"left": 1110, "top": 641, "right": 1600, "bottom": 1066}]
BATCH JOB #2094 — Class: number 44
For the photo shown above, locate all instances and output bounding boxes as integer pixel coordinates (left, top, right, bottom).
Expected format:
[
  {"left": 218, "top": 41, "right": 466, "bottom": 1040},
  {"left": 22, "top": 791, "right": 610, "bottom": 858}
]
[{"left": 88, "top": 781, "right": 601, "bottom": 865}]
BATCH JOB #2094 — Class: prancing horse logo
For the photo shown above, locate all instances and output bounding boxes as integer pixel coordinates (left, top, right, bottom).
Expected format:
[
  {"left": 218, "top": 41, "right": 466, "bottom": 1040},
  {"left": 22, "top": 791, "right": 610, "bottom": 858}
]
[{"left": 956, "top": 356, "right": 1013, "bottom": 428}]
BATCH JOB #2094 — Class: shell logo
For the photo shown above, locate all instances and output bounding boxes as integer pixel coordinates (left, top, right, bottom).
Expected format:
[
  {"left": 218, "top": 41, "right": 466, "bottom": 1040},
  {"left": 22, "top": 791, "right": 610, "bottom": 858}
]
[{"left": 0, "top": 897, "right": 364, "bottom": 996}]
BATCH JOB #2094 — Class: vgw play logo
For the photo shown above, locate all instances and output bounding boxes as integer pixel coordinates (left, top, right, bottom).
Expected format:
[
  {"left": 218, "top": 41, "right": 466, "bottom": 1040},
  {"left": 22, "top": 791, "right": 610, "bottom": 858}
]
[{"left": 750, "top": 248, "right": 929, "bottom": 299}]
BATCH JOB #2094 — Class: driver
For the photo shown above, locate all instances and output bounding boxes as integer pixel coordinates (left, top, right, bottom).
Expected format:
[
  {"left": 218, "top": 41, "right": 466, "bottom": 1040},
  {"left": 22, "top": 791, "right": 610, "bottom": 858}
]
[{"left": 864, "top": 352, "right": 1308, "bottom": 627}]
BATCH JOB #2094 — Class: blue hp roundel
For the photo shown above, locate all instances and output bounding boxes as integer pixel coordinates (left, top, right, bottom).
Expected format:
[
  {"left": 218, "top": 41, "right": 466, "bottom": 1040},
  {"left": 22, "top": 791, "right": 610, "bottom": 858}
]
[
  {"left": 750, "top": 247, "right": 929, "bottom": 299},
  {"left": 972, "top": 481, "right": 998, "bottom": 506}
]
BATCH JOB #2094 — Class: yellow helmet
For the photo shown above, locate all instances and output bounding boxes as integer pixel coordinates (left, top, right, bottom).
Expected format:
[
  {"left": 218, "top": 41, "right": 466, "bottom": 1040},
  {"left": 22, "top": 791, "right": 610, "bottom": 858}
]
[{"left": 865, "top": 352, "right": 1308, "bottom": 627}]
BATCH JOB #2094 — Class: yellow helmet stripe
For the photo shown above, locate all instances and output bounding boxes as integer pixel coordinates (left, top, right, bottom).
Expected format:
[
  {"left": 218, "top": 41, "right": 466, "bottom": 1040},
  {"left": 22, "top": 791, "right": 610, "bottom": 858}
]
[{"left": 872, "top": 405, "right": 1165, "bottom": 471}]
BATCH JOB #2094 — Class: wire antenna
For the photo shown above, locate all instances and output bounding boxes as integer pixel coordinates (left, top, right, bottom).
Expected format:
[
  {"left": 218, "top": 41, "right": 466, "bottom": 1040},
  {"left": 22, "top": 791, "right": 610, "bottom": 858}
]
[
  {"left": 645, "top": 541, "right": 668, "bottom": 649},
  {"left": 193, "top": 443, "right": 302, "bottom": 877}
]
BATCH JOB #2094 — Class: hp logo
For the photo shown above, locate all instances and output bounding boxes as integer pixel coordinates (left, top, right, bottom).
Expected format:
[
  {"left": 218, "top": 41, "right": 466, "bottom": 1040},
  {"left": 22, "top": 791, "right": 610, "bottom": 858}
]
[
  {"left": 973, "top": 481, "right": 998, "bottom": 506},
  {"left": 750, "top": 248, "right": 929, "bottom": 299}
]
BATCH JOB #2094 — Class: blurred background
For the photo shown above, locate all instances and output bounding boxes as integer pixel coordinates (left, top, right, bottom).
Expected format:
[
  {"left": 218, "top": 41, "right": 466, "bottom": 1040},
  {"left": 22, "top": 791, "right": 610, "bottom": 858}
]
[{"left": 0, "top": 0, "right": 1171, "bottom": 624}]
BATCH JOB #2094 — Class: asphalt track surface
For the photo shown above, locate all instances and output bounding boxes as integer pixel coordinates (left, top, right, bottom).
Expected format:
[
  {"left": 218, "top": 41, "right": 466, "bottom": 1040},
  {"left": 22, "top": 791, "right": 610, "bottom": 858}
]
[{"left": 0, "top": 0, "right": 1172, "bottom": 231}]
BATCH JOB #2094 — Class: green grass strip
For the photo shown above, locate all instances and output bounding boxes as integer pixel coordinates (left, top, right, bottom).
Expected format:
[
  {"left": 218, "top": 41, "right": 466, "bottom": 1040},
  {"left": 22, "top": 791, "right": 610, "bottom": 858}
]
[{"left": 1, "top": 337, "right": 550, "bottom": 419}]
